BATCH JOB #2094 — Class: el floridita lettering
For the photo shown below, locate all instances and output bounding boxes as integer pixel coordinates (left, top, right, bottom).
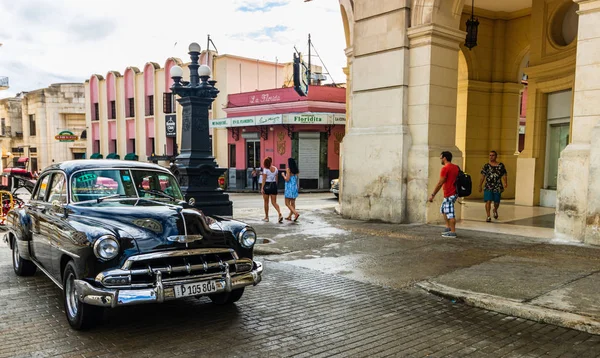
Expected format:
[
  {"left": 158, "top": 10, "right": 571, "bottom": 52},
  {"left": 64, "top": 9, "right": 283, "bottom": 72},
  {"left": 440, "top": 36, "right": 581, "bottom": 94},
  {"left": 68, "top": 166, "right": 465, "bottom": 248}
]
[{"left": 292, "top": 114, "right": 326, "bottom": 124}]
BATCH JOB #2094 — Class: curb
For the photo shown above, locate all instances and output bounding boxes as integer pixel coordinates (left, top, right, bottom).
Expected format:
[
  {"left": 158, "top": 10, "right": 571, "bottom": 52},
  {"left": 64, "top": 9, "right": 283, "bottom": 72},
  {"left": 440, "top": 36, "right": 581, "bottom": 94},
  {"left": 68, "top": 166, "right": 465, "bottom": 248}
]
[
  {"left": 224, "top": 190, "right": 332, "bottom": 194},
  {"left": 416, "top": 281, "right": 600, "bottom": 336}
]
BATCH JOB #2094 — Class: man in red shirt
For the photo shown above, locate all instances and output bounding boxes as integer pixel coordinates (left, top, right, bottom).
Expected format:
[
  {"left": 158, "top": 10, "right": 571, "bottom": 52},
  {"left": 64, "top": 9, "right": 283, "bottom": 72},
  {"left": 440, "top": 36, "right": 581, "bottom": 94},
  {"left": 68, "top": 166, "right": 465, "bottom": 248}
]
[{"left": 428, "top": 151, "right": 459, "bottom": 237}]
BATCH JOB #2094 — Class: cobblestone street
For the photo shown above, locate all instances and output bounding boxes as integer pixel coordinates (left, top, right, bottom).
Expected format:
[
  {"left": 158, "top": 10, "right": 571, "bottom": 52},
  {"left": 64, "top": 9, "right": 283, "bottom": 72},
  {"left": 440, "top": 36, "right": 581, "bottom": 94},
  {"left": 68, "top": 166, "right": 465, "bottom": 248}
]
[{"left": 1, "top": 244, "right": 599, "bottom": 357}]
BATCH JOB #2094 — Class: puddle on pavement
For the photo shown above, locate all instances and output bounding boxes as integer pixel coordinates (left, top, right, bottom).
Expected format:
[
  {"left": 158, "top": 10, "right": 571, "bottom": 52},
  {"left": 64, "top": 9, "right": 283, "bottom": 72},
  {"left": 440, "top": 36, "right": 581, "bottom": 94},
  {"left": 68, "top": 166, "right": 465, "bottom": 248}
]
[{"left": 256, "top": 238, "right": 274, "bottom": 245}]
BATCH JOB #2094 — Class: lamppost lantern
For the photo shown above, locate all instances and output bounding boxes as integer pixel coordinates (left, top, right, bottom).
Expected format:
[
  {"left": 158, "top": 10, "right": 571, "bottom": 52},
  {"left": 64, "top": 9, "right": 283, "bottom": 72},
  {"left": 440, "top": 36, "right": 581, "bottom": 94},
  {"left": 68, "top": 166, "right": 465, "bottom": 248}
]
[
  {"left": 169, "top": 42, "right": 232, "bottom": 216},
  {"left": 188, "top": 42, "right": 201, "bottom": 54},
  {"left": 198, "top": 65, "right": 212, "bottom": 79},
  {"left": 170, "top": 65, "right": 183, "bottom": 85}
]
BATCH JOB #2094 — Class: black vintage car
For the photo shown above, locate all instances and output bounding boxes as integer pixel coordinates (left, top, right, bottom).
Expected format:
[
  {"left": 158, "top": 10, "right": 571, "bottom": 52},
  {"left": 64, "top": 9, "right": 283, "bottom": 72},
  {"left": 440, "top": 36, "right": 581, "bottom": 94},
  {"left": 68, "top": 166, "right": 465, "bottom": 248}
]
[{"left": 4, "top": 160, "right": 263, "bottom": 330}]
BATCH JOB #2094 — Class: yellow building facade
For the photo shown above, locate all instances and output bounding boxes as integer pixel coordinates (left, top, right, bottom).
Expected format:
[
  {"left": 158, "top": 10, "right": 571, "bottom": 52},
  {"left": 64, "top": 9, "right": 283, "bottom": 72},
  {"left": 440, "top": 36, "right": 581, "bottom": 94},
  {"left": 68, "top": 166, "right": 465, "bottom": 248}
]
[{"left": 339, "top": 0, "right": 600, "bottom": 245}]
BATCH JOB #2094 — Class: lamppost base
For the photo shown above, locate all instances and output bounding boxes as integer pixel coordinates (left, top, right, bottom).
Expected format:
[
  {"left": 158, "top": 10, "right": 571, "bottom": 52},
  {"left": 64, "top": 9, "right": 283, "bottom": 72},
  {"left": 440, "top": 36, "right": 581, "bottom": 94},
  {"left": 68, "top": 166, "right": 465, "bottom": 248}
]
[{"left": 174, "top": 160, "right": 233, "bottom": 217}]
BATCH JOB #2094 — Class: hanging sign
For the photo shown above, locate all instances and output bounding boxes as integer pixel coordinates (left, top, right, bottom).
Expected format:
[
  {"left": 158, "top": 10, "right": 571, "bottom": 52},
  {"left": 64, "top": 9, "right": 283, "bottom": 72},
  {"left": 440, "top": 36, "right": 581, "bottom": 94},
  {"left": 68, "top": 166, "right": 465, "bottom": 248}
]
[
  {"left": 165, "top": 115, "right": 176, "bottom": 137},
  {"left": 284, "top": 113, "right": 331, "bottom": 125},
  {"left": 333, "top": 114, "right": 346, "bottom": 125},
  {"left": 230, "top": 116, "right": 256, "bottom": 127},
  {"left": 210, "top": 118, "right": 230, "bottom": 128},
  {"left": 55, "top": 130, "right": 78, "bottom": 142},
  {"left": 256, "top": 114, "right": 283, "bottom": 126}
]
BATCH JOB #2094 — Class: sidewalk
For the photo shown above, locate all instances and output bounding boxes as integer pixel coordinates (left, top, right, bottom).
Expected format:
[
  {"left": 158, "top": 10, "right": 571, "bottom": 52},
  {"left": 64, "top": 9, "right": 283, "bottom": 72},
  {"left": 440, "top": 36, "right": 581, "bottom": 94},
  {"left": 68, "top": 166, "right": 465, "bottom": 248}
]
[
  {"left": 225, "top": 188, "right": 331, "bottom": 194},
  {"left": 241, "top": 207, "right": 600, "bottom": 335}
]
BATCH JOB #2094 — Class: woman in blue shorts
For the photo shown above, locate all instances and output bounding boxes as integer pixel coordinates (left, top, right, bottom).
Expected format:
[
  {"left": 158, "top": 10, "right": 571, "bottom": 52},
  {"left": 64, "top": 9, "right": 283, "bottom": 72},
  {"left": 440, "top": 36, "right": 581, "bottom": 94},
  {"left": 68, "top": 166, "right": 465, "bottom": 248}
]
[{"left": 282, "top": 157, "right": 300, "bottom": 221}]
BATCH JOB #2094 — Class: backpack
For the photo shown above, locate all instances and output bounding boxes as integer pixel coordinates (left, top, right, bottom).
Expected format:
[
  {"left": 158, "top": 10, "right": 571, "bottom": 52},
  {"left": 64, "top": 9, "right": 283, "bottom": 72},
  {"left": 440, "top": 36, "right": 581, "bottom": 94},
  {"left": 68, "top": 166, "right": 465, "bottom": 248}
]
[{"left": 455, "top": 166, "right": 472, "bottom": 197}]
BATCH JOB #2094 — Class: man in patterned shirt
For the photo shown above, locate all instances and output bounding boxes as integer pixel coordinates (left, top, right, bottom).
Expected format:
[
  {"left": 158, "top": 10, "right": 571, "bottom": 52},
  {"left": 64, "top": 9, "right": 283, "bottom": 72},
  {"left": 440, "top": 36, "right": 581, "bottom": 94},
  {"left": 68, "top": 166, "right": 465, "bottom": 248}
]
[{"left": 479, "top": 151, "right": 508, "bottom": 222}]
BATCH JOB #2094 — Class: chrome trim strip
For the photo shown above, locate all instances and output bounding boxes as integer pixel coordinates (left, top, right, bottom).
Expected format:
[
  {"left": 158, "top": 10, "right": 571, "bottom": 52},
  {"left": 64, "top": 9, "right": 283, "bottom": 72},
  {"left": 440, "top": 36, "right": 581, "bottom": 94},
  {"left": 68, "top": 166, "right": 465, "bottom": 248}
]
[
  {"left": 55, "top": 246, "right": 81, "bottom": 259},
  {"left": 179, "top": 210, "right": 188, "bottom": 248},
  {"left": 32, "top": 260, "right": 64, "bottom": 290},
  {"left": 121, "top": 248, "right": 235, "bottom": 270}
]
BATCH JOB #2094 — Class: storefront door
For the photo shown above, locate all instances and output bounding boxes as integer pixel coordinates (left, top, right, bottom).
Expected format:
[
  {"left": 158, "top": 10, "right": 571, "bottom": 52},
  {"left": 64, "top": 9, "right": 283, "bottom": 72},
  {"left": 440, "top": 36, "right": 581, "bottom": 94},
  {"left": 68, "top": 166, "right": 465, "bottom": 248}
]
[
  {"left": 298, "top": 132, "right": 320, "bottom": 189},
  {"left": 246, "top": 139, "right": 261, "bottom": 188}
]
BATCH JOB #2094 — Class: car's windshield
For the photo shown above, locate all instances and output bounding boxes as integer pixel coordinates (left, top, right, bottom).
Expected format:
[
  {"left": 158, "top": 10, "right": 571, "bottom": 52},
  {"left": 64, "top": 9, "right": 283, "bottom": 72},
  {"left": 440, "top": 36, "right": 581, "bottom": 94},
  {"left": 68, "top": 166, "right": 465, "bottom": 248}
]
[{"left": 71, "top": 169, "right": 183, "bottom": 203}]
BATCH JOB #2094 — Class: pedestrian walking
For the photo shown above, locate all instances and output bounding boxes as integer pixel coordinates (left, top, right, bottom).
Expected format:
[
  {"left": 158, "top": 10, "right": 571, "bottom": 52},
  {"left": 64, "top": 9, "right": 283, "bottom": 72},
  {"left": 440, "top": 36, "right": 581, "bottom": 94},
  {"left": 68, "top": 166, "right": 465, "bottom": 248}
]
[
  {"left": 261, "top": 157, "right": 283, "bottom": 223},
  {"left": 479, "top": 150, "right": 508, "bottom": 222},
  {"left": 251, "top": 168, "right": 259, "bottom": 191},
  {"left": 282, "top": 157, "right": 300, "bottom": 221},
  {"left": 428, "top": 151, "right": 460, "bottom": 238},
  {"left": 257, "top": 167, "right": 263, "bottom": 192}
]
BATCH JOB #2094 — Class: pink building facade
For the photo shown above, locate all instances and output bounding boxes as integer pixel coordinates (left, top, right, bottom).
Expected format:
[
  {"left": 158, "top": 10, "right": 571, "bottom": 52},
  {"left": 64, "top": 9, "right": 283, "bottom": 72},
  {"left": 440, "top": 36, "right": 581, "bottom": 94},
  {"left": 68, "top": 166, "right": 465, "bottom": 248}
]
[{"left": 213, "top": 86, "right": 346, "bottom": 190}]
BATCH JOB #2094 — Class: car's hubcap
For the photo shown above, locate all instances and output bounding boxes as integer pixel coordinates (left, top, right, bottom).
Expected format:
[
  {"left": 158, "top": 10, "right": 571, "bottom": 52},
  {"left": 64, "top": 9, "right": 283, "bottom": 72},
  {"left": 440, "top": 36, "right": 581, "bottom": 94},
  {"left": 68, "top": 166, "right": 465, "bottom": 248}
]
[
  {"left": 65, "top": 273, "right": 79, "bottom": 318},
  {"left": 12, "top": 241, "right": 19, "bottom": 269}
]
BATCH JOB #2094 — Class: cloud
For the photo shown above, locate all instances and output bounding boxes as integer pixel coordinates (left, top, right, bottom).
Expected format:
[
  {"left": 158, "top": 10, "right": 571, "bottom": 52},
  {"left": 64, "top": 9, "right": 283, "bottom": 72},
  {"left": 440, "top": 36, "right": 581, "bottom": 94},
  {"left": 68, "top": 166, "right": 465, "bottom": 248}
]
[
  {"left": 236, "top": 0, "right": 289, "bottom": 13},
  {"left": 231, "top": 25, "right": 289, "bottom": 43},
  {"left": 67, "top": 18, "right": 117, "bottom": 42},
  {"left": 0, "top": 0, "right": 347, "bottom": 99}
]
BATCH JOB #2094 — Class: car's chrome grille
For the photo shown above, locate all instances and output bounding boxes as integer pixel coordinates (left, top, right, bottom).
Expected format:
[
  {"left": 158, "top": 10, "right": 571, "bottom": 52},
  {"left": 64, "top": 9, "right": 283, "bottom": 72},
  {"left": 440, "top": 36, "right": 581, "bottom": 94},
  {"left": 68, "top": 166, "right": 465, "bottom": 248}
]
[
  {"left": 129, "top": 252, "right": 236, "bottom": 285},
  {"left": 97, "top": 248, "right": 253, "bottom": 288}
]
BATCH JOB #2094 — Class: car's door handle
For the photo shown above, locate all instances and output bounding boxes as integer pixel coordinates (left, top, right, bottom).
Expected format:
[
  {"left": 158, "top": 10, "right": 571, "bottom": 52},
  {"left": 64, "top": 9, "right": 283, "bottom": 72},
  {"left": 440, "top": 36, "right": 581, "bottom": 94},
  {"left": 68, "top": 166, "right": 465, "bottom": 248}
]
[{"left": 25, "top": 203, "right": 44, "bottom": 211}]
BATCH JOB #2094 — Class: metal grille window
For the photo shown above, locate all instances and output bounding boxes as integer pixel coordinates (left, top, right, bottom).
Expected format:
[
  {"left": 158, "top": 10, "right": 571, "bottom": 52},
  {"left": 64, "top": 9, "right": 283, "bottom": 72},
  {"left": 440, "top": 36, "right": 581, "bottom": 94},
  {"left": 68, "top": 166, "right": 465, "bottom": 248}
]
[
  {"left": 1, "top": 118, "right": 5, "bottom": 136},
  {"left": 93, "top": 103, "right": 99, "bottom": 121},
  {"left": 163, "top": 92, "right": 175, "bottom": 114},
  {"left": 109, "top": 100, "right": 116, "bottom": 119},
  {"left": 29, "top": 115, "right": 36, "bottom": 136},
  {"left": 127, "top": 98, "right": 135, "bottom": 117},
  {"left": 146, "top": 95, "right": 154, "bottom": 116}
]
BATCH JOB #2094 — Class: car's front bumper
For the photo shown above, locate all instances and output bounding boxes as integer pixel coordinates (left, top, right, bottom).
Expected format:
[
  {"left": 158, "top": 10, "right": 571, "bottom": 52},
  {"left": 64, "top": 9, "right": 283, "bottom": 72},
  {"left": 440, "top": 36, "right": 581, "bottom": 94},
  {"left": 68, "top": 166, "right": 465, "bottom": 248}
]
[
  {"left": 74, "top": 261, "right": 263, "bottom": 308},
  {"left": 330, "top": 187, "right": 339, "bottom": 195}
]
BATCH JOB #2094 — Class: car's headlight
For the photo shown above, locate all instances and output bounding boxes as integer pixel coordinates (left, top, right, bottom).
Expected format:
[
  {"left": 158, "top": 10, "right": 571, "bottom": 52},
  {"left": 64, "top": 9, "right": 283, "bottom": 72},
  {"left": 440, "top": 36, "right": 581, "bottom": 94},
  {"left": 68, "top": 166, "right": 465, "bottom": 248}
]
[
  {"left": 93, "top": 235, "right": 120, "bottom": 261},
  {"left": 331, "top": 180, "right": 335, "bottom": 186},
  {"left": 237, "top": 227, "right": 257, "bottom": 248}
]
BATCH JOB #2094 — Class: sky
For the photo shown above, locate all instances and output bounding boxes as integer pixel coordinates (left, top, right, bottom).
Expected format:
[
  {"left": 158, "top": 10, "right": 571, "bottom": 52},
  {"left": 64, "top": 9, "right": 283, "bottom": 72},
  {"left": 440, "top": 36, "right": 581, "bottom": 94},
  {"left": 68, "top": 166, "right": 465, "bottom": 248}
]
[{"left": 0, "top": 0, "right": 347, "bottom": 99}]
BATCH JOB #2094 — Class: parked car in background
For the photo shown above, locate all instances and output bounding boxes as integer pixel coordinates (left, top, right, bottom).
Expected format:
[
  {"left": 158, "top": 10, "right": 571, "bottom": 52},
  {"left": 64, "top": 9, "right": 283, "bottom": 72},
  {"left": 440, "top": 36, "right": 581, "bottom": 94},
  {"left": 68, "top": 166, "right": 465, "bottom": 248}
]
[
  {"left": 330, "top": 178, "right": 339, "bottom": 198},
  {"left": 4, "top": 160, "right": 263, "bottom": 330}
]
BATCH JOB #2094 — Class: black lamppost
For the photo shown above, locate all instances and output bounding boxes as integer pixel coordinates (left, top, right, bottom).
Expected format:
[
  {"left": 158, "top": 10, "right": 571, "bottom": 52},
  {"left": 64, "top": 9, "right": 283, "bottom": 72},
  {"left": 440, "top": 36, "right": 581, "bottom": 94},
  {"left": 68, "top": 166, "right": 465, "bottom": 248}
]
[{"left": 170, "top": 42, "right": 232, "bottom": 216}]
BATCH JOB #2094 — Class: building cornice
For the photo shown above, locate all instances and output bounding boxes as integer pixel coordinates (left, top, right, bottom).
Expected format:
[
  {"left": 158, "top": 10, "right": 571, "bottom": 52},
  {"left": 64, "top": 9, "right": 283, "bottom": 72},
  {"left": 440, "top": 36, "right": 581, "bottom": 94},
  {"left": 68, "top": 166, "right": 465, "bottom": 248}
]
[
  {"left": 407, "top": 24, "right": 465, "bottom": 50},
  {"left": 223, "top": 101, "right": 346, "bottom": 115},
  {"left": 463, "top": 6, "right": 531, "bottom": 20}
]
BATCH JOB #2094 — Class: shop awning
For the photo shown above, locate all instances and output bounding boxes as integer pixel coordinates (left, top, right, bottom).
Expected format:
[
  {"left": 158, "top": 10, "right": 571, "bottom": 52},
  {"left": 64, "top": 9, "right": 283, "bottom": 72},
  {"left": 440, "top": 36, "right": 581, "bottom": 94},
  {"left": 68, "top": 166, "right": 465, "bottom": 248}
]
[
  {"left": 90, "top": 153, "right": 103, "bottom": 159},
  {"left": 17, "top": 157, "right": 29, "bottom": 163},
  {"left": 106, "top": 153, "right": 120, "bottom": 160},
  {"left": 124, "top": 153, "right": 138, "bottom": 161}
]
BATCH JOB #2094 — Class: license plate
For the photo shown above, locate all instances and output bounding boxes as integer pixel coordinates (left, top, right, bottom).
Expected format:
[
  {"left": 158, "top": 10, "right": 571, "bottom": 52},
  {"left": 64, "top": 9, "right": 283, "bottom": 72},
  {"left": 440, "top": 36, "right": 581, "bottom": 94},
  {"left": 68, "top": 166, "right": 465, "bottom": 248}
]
[{"left": 174, "top": 280, "right": 218, "bottom": 298}]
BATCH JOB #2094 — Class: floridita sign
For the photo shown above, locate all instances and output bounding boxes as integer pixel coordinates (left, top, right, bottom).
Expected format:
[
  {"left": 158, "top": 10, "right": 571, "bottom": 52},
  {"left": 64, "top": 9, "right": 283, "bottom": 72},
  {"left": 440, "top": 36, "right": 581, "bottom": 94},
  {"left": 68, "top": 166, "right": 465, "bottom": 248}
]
[
  {"left": 210, "top": 113, "right": 345, "bottom": 128},
  {"left": 55, "top": 130, "right": 78, "bottom": 142}
]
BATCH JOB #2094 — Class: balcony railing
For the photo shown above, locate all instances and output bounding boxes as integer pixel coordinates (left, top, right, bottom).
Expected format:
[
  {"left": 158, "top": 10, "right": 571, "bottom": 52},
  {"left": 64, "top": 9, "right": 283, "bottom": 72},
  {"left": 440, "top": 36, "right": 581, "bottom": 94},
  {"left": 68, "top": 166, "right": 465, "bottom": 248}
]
[{"left": 0, "top": 76, "right": 8, "bottom": 89}]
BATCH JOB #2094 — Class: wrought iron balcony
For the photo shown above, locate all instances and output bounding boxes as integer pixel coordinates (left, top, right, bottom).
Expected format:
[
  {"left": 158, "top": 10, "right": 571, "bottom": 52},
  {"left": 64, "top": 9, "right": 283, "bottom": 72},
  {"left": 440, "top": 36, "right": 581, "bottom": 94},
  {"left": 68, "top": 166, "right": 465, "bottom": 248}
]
[{"left": 0, "top": 76, "right": 8, "bottom": 89}]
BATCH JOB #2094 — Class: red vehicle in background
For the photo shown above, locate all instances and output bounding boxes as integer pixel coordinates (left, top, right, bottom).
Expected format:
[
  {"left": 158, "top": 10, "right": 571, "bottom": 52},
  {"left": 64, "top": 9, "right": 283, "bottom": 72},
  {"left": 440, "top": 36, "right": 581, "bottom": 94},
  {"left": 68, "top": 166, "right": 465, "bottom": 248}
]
[{"left": 0, "top": 158, "right": 36, "bottom": 226}]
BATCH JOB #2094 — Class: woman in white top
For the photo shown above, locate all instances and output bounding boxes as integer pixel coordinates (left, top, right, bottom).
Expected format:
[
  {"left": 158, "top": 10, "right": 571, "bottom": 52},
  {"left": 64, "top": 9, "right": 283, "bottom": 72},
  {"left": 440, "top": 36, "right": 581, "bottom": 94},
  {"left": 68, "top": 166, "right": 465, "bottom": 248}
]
[{"left": 260, "top": 156, "right": 283, "bottom": 223}]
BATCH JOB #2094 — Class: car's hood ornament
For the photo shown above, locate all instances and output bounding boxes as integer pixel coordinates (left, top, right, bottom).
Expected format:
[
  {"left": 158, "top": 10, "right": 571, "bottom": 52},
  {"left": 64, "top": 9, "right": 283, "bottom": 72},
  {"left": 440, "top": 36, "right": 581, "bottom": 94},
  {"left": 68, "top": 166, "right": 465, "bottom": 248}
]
[
  {"left": 166, "top": 234, "right": 204, "bottom": 244},
  {"left": 188, "top": 197, "right": 196, "bottom": 206}
]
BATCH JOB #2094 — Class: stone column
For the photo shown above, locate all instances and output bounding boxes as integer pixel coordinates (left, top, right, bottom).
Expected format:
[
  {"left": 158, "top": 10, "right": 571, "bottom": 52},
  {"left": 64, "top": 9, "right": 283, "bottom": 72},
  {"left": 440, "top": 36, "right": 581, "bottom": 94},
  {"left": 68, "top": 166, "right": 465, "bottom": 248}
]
[
  {"left": 406, "top": 24, "right": 465, "bottom": 223},
  {"left": 339, "top": 3, "right": 411, "bottom": 223},
  {"left": 556, "top": 0, "right": 600, "bottom": 244},
  {"left": 338, "top": 46, "right": 353, "bottom": 203}
]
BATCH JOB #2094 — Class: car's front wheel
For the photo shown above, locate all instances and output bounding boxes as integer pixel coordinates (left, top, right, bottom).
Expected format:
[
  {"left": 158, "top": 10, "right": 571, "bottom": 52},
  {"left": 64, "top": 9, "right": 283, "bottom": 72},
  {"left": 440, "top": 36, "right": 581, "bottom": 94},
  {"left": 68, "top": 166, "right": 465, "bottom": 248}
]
[
  {"left": 63, "top": 261, "right": 103, "bottom": 330},
  {"left": 11, "top": 237, "right": 36, "bottom": 276},
  {"left": 209, "top": 288, "right": 245, "bottom": 305}
]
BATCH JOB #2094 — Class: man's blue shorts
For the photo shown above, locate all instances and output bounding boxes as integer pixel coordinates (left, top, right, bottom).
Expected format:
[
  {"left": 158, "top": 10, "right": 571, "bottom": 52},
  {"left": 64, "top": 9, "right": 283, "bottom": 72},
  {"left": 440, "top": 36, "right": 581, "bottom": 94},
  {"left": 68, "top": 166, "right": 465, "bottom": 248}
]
[{"left": 483, "top": 190, "right": 501, "bottom": 203}]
